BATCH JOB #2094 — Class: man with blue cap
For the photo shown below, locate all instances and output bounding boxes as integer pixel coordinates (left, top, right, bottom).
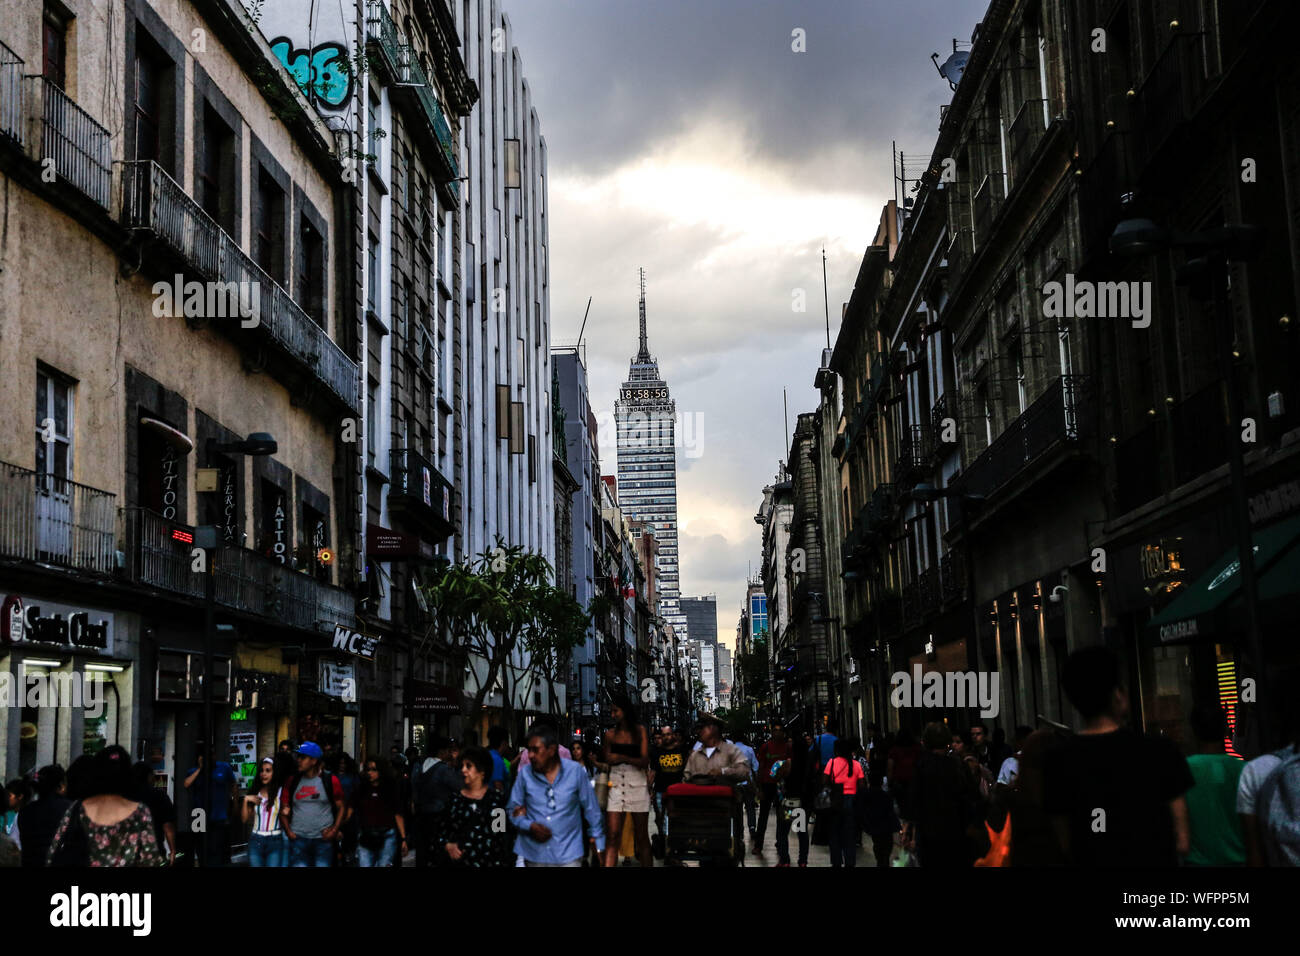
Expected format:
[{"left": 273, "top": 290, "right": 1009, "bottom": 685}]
[{"left": 280, "top": 741, "right": 346, "bottom": 867}]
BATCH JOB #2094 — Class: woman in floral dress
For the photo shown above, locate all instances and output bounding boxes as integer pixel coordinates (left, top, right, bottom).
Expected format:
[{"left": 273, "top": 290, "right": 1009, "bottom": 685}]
[
  {"left": 47, "top": 746, "right": 164, "bottom": 867},
  {"left": 436, "top": 746, "right": 511, "bottom": 867}
]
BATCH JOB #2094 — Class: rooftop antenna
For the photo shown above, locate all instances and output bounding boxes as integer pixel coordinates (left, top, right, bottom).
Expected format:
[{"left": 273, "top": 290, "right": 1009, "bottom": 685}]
[
  {"left": 576, "top": 296, "right": 592, "bottom": 352},
  {"left": 822, "top": 247, "right": 831, "bottom": 350},
  {"left": 636, "top": 268, "right": 651, "bottom": 363},
  {"left": 783, "top": 388, "right": 790, "bottom": 479}
]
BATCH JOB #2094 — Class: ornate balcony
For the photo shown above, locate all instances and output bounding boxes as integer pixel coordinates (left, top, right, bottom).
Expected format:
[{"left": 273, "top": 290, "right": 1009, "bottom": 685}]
[
  {"left": 961, "top": 375, "right": 1093, "bottom": 499},
  {"left": 23, "top": 74, "right": 111, "bottom": 209},
  {"left": 0, "top": 41, "right": 22, "bottom": 145},
  {"left": 0, "top": 461, "right": 115, "bottom": 573},
  {"left": 365, "top": 1, "right": 404, "bottom": 86},
  {"left": 395, "top": 47, "right": 459, "bottom": 197},
  {"left": 120, "top": 508, "right": 355, "bottom": 631},
  {"left": 121, "top": 160, "right": 361, "bottom": 414}
]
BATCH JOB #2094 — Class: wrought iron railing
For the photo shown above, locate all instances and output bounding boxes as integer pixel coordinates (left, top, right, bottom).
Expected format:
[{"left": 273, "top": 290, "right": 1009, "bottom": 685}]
[
  {"left": 24, "top": 75, "right": 111, "bottom": 208},
  {"left": 121, "top": 161, "right": 360, "bottom": 413},
  {"left": 0, "top": 41, "right": 21, "bottom": 145},
  {"left": 961, "top": 375, "right": 1092, "bottom": 498},
  {"left": 120, "top": 508, "right": 355, "bottom": 630},
  {"left": 365, "top": 1, "right": 403, "bottom": 84},
  {"left": 0, "top": 461, "right": 116, "bottom": 572},
  {"left": 1008, "top": 97, "right": 1048, "bottom": 184},
  {"left": 398, "top": 47, "right": 457, "bottom": 183}
]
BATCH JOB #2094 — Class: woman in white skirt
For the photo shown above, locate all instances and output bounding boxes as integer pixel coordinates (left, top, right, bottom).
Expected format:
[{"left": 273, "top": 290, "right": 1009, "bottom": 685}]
[{"left": 602, "top": 693, "right": 652, "bottom": 867}]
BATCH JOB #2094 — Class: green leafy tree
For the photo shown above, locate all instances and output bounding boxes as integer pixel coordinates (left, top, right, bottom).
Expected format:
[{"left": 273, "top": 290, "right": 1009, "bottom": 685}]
[{"left": 420, "top": 538, "right": 586, "bottom": 730}]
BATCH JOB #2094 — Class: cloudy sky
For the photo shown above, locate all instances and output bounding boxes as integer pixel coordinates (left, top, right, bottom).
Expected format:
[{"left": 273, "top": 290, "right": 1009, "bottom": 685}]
[{"left": 507, "top": 0, "right": 990, "bottom": 650}]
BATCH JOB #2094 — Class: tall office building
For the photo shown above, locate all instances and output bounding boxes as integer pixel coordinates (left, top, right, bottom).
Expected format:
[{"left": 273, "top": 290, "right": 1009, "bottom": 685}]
[
  {"left": 681, "top": 595, "right": 717, "bottom": 645},
  {"left": 615, "top": 273, "right": 686, "bottom": 640}
]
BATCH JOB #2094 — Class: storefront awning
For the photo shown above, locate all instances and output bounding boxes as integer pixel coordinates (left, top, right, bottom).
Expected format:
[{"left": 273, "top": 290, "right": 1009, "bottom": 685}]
[{"left": 1147, "top": 514, "right": 1300, "bottom": 643}]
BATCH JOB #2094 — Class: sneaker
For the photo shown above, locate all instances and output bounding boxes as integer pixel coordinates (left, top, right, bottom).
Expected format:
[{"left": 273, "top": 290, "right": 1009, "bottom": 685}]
[
  {"left": 776, "top": 862, "right": 791, "bottom": 868},
  {"left": 751, "top": 840, "right": 762, "bottom": 854},
  {"left": 798, "top": 862, "right": 808, "bottom": 867}
]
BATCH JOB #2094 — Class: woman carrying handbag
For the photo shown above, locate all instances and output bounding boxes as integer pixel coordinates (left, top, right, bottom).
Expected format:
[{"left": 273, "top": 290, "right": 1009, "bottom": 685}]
[{"left": 822, "top": 739, "right": 865, "bottom": 868}]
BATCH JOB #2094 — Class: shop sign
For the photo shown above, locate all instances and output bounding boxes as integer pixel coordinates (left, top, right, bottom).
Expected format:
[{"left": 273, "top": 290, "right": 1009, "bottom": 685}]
[
  {"left": 1, "top": 594, "right": 113, "bottom": 654},
  {"left": 404, "top": 678, "right": 463, "bottom": 713},
  {"left": 1140, "top": 540, "right": 1184, "bottom": 583},
  {"left": 318, "top": 660, "right": 356, "bottom": 701},
  {"left": 1249, "top": 479, "right": 1300, "bottom": 526},
  {"left": 331, "top": 624, "right": 379, "bottom": 661}
]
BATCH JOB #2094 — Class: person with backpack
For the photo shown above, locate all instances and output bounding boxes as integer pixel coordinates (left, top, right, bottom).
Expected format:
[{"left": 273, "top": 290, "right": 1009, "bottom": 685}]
[
  {"left": 412, "top": 737, "right": 461, "bottom": 867},
  {"left": 1238, "top": 666, "right": 1300, "bottom": 866},
  {"left": 280, "top": 742, "right": 346, "bottom": 867}
]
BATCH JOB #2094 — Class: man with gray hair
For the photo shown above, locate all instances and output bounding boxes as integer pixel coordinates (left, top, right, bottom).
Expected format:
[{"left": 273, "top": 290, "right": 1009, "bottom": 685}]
[{"left": 509, "top": 722, "right": 605, "bottom": 866}]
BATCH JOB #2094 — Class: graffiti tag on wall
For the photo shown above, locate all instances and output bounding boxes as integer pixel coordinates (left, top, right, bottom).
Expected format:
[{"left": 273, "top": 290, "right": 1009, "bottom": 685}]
[{"left": 270, "top": 37, "right": 352, "bottom": 109}]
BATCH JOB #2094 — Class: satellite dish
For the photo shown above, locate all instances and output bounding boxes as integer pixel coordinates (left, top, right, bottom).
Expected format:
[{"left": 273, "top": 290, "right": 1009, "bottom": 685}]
[{"left": 938, "top": 50, "right": 969, "bottom": 88}]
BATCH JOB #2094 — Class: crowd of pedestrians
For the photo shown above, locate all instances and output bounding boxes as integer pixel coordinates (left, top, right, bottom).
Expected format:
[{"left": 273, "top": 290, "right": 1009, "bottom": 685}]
[{"left": 2, "top": 647, "right": 1297, "bottom": 869}]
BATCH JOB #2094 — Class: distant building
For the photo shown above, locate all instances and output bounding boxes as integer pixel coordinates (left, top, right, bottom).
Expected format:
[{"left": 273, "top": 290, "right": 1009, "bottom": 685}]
[
  {"left": 615, "top": 273, "right": 686, "bottom": 641},
  {"left": 680, "top": 595, "right": 717, "bottom": 646}
]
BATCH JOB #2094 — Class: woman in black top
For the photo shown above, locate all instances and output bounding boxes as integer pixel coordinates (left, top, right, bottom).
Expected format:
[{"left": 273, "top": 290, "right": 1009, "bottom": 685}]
[
  {"left": 350, "top": 758, "right": 407, "bottom": 867},
  {"left": 602, "top": 693, "right": 651, "bottom": 868},
  {"left": 437, "top": 746, "right": 511, "bottom": 867},
  {"left": 17, "top": 765, "right": 72, "bottom": 868}
]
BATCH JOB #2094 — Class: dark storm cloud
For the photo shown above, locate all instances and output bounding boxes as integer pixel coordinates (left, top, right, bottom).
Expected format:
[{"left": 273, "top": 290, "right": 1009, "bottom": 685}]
[{"left": 507, "top": 0, "right": 988, "bottom": 177}]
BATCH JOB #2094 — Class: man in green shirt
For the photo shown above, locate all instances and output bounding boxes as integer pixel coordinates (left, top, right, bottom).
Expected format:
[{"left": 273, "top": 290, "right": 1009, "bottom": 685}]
[{"left": 1185, "top": 704, "right": 1245, "bottom": 866}]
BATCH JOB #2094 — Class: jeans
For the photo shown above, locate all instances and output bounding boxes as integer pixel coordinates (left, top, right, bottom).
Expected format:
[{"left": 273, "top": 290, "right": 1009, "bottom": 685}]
[
  {"left": 289, "top": 835, "right": 334, "bottom": 867},
  {"left": 738, "top": 784, "right": 757, "bottom": 835},
  {"left": 357, "top": 828, "right": 397, "bottom": 867},
  {"left": 776, "top": 806, "right": 809, "bottom": 865},
  {"left": 829, "top": 795, "right": 858, "bottom": 868},
  {"left": 247, "top": 832, "right": 287, "bottom": 867},
  {"left": 523, "top": 859, "right": 582, "bottom": 867},
  {"left": 755, "top": 783, "right": 778, "bottom": 843}
]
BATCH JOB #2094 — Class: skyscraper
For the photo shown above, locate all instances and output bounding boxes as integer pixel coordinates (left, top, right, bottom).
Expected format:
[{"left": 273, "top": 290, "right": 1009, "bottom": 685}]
[{"left": 616, "top": 272, "right": 686, "bottom": 642}]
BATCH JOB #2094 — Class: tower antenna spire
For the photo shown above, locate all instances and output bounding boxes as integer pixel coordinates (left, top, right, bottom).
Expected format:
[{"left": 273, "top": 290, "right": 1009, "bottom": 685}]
[{"left": 637, "top": 268, "right": 651, "bottom": 363}]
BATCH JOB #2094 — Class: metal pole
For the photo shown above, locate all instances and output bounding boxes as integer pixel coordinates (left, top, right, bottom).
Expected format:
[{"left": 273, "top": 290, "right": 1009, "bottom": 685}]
[
  {"left": 201, "top": 548, "right": 216, "bottom": 868},
  {"left": 1214, "top": 254, "right": 1267, "bottom": 753}
]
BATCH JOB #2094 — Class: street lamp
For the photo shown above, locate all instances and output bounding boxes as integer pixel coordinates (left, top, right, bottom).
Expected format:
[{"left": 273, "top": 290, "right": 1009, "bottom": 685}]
[
  {"left": 1109, "top": 217, "right": 1267, "bottom": 752},
  {"left": 196, "top": 432, "right": 277, "bottom": 867}
]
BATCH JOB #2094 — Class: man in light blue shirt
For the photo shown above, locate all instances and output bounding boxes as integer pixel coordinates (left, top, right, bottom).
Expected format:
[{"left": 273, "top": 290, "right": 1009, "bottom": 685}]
[
  {"left": 509, "top": 722, "right": 606, "bottom": 866},
  {"left": 730, "top": 735, "right": 760, "bottom": 843}
]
